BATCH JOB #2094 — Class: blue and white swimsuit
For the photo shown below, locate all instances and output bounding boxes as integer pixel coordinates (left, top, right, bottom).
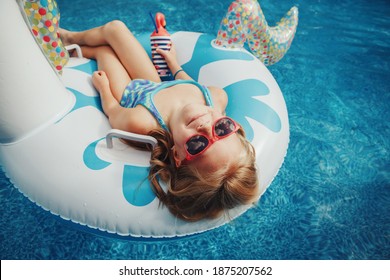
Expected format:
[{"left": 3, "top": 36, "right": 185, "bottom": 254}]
[{"left": 120, "top": 79, "right": 214, "bottom": 131}]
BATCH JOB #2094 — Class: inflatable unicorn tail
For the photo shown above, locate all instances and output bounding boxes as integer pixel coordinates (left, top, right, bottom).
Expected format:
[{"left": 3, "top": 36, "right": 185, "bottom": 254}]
[{"left": 214, "top": 0, "right": 298, "bottom": 65}]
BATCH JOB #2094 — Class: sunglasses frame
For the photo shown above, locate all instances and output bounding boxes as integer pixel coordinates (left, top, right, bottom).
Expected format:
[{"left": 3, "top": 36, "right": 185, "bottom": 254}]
[{"left": 184, "top": 116, "right": 240, "bottom": 161}]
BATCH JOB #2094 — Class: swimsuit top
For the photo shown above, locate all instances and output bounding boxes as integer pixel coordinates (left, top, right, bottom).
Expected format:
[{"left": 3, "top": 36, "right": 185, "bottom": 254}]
[{"left": 120, "top": 79, "right": 214, "bottom": 131}]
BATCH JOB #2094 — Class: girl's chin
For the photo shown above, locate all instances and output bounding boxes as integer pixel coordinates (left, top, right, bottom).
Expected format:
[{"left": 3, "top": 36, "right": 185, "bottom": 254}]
[{"left": 181, "top": 104, "right": 214, "bottom": 124}]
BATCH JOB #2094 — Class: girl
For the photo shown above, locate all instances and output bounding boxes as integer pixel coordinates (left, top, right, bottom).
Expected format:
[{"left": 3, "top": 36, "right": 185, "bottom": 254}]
[{"left": 61, "top": 20, "right": 259, "bottom": 221}]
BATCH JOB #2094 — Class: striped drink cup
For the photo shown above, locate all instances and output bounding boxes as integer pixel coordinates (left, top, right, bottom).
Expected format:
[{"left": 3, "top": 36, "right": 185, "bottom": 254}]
[{"left": 150, "top": 35, "right": 171, "bottom": 78}]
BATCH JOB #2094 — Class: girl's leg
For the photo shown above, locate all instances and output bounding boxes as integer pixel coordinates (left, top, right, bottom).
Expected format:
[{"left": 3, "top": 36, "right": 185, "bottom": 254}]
[
  {"left": 82, "top": 45, "right": 131, "bottom": 102},
  {"left": 62, "top": 21, "right": 161, "bottom": 83}
]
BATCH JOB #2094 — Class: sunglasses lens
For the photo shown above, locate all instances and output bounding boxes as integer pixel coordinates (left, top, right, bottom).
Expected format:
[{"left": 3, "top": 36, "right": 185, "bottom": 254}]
[
  {"left": 215, "top": 118, "right": 236, "bottom": 137},
  {"left": 186, "top": 135, "right": 209, "bottom": 155}
]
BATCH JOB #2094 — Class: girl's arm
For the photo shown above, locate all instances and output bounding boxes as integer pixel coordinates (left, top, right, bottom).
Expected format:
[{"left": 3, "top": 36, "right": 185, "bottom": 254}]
[
  {"left": 156, "top": 44, "right": 193, "bottom": 80},
  {"left": 92, "top": 71, "right": 118, "bottom": 116},
  {"left": 92, "top": 71, "right": 156, "bottom": 134}
]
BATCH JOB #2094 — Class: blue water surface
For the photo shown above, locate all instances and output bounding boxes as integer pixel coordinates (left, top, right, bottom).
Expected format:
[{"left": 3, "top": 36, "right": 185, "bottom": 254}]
[{"left": 1, "top": 0, "right": 389, "bottom": 259}]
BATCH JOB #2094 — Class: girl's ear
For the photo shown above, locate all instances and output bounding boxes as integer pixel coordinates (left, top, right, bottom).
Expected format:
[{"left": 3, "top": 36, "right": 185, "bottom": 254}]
[{"left": 172, "top": 146, "right": 182, "bottom": 168}]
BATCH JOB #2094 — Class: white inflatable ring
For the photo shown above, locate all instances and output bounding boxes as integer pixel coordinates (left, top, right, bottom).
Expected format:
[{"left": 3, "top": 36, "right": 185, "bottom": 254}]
[{"left": 0, "top": 0, "right": 289, "bottom": 238}]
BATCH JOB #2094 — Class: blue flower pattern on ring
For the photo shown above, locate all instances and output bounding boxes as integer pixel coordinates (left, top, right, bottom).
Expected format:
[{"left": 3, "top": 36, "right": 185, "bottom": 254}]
[{"left": 64, "top": 34, "right": 281, "bottom": 207}]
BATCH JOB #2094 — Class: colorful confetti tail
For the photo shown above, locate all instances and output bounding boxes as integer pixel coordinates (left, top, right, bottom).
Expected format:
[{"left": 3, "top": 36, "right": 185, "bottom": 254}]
[
  {"left": 21, "top": 0, "right": 69, "bottom": 74},
  {"left": 214, "top": 0, "right": 298, "bottom": 66}
]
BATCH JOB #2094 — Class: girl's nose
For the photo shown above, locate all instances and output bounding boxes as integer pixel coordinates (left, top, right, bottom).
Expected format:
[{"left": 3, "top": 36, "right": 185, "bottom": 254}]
[{"left": 196, "top": 121, "right": 213, "bottom": 137}]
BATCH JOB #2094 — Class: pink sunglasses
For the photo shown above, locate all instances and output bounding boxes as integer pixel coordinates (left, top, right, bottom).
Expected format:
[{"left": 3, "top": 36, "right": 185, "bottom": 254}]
[{"left": 184, "top": 117, "right": 240, "bottom": 161}]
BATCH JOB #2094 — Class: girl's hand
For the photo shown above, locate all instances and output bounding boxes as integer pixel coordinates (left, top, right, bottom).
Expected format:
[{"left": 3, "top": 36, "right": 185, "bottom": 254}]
[
  {"left": 156, "top": 43, "right": 192, "bottom": 80},
  {"left": 156, "top": 43, "right": 179, "bottom": 70},
  {"left": 92, "top": 71, "right": 110, "bottom": 93}
]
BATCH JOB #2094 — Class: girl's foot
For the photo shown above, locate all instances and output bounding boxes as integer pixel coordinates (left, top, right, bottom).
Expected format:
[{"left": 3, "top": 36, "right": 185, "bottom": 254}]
[
  {"left": 58, "top": 28, "right": 73, "bottom": 46},
  {"left": 59, "top": 28, "right": 80, "bottom": 57}
]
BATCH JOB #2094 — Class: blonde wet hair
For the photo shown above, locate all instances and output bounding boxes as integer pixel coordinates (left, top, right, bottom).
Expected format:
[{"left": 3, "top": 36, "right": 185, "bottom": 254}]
[{"left": 147, "top": 126, "right": 259, "bottom": 221}]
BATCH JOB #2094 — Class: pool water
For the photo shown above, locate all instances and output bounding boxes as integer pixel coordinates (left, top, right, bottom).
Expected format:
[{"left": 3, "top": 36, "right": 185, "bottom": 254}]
[{"left": 1, "top": 0, "right": 389, "bottom": 259}]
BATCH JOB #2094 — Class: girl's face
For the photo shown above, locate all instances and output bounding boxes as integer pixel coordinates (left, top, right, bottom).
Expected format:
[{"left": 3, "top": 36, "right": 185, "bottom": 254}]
[{"left": 169, "top": 103, "right": 242, "bottom": 172}]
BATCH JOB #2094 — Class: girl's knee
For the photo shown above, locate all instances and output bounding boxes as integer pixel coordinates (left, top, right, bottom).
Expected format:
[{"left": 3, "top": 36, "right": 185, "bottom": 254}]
[{"left": 104, "top": 20, "right": 131, "bottom": 36}]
